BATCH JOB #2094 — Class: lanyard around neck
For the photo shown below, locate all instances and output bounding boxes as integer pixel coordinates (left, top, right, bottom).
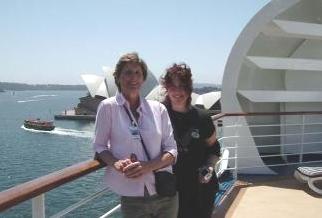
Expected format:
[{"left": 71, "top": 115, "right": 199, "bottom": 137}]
[{"left": 123, "top": 105, "right": 151, "bottom": 160}]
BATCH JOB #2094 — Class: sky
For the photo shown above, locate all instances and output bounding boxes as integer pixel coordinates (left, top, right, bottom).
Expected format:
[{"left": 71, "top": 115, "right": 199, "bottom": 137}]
[{"left": 0, "top": 0, "right": 270, "bottom": 85}]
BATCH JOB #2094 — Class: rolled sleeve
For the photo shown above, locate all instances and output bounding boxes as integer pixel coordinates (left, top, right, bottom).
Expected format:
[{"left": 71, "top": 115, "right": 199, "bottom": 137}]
[
  {"left": 93, "top": 101, "right": 111, "bottom": 154},
  {"left": 160, "top": 104, "right": 178, "bottom": 162}
]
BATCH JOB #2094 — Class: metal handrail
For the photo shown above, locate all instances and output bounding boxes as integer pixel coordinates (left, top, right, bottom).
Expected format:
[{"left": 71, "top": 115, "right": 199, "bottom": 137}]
[
  {"left": 222, "top": 141, "right": 322, "bottom": 149},
  {"left": 99, "top": 204, "right": 121, "bottom": 218},
  {"left": 0, "top": 159, "right": 105, "bottom": 212},
  {"left": 223, "top": 122, "right": 322, "bottom": 128},
  {"left": 212, "top": 111, "right": 322, "bottom": 121},
  {"left": 49, "top": 187, "right": 109, "bottom": 218},
  {"left": 213, "top": 111, "right": 322, "bottom": 181}
]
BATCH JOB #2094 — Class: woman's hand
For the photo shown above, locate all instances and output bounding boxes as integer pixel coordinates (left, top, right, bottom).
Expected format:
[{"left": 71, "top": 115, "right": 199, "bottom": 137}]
[
  {"left": 122, "top": 161, "right": 151, "bottom": 178},
  {"left": 113, "top": 159, "right": 132, "bottom": 172},
  {"left": 198, "top": 166, "right": 214, "bottom": 184}
]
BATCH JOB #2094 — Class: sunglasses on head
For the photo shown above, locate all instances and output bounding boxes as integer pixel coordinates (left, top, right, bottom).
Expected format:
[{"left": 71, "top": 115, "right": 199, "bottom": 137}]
[{"left": 167, "top": 63, "right": 190, "bottom": 74}]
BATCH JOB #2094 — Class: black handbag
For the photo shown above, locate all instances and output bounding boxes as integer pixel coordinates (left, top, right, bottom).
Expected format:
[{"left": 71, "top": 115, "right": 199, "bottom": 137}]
[
  {"left": 154, "top": 171, "right": 176, "bottom": 197},
  {"left": 123, "top": 106, "right": 176, "bottom": 197}
]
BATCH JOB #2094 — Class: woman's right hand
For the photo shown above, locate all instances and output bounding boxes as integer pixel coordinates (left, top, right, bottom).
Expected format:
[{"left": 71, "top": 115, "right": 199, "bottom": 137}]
[{"left": 122, "top": 161, "right": 151, "bottom": 178}]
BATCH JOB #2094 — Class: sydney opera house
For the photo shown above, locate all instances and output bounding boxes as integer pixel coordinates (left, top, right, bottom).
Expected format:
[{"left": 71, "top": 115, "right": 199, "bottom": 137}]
[{"left": 74, "top": 67, "right": 221, "bottom": 116}]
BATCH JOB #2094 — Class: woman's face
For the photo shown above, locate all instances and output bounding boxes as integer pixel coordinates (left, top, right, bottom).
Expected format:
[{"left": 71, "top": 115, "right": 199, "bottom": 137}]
[
  {"left": 167, "top": 77, "right": 189, "bottom": 108},
  {"left": 119, "top": 62, "right": 144, "bottom": 97}
]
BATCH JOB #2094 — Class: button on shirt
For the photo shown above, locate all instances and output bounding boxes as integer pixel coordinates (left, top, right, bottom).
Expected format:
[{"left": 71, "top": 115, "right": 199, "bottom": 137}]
[{"left": 93, "top": 93, "right": 177, "bottom": 197}]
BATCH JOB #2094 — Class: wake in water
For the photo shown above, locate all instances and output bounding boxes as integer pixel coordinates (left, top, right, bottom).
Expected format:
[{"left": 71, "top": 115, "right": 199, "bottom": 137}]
[
  {"left": 17, "top": 99, "right": 44, "bottom": 103},
  {"left": 21, "top": 126, "right": 93, "bottom": 138},
  {"left": 32, "top": 94, "right": 57, "bottom": 98},
  {"left": 17, "top": 94, "right": 58, "bottom": 103}
]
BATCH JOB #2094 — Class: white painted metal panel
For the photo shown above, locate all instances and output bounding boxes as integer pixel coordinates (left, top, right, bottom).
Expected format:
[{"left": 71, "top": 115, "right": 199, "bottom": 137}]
[
  {"left": 263, "top": 19, "right": 322, "bottom": 40},
  {"left": 273, "top": 20, "right": 322, "bottom": 39},
  {"left": 247, "top": 56, "right": 322, "bottom": 71}
]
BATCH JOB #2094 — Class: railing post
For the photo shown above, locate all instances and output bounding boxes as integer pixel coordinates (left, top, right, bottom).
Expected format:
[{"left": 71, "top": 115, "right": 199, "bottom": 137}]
[
  {"left": 233, "top": 117, "right": 239, "bottom": 180},
  {"left": 217, "top": 120, "right": 223, "bottom": 139},
  {"left": 300, "top": 115, "right": 305, "bottom": 163},
  {"left": 32, "top": 194, "right": 45, "bottom": 218}
]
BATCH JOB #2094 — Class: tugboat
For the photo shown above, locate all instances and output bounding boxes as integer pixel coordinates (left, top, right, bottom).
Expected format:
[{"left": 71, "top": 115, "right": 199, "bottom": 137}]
[{"left": 24, "top": 119, "right": 55, "bottom": 131}]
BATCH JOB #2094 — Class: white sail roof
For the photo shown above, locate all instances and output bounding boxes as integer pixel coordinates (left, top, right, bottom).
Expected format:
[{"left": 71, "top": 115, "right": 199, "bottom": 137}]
[
  {"left": 102, "top": 67, "right": 118, "bottom": 97},
  {"left": 81, "top": 74, "right": 108, "bottom": 98},
  {"left": 145, "top": 85, "right": 166, "bottom": 102},
  {"left": 82, "top": 67, "right": 158, "bottom": 98},
  {"left": 195, "top": 91, "right": 221, "bottom": 109}
]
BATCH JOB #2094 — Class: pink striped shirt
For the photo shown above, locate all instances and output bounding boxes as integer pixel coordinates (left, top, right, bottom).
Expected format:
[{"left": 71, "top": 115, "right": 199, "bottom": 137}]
[{"left": 93, "top": 92, "right": 177, "bottom": 196}]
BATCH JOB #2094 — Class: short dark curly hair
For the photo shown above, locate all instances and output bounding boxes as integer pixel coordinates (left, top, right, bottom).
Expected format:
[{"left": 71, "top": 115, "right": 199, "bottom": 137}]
[
  {"left": 161, "top": 63, "right": 193, "bottom": 106},
  {"left": 113, "top": 52, "right": 148, "bottom": 91}
]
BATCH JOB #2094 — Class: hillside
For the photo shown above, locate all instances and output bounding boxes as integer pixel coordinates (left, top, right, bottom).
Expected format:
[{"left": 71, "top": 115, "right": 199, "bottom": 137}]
[
  {"left": 0, "top": 82, "right": 86, "bottom": 91},
  {"left": 193, "top": 86, "right": 221, "bottom": 94},
  {"left": 0, "top": 81, "right": 221, "bottom": 93}
]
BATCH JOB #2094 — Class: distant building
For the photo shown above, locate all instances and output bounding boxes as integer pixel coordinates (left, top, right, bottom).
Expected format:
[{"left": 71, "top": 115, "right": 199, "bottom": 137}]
[
  {"left": 195, "top": 91, "right": 221, "bottom": 112},
  {"left": 73, "top": 68, "right": 221, "bottom": 116},
  {"left": 74, "top": 68, "right": 158, "bottom": 115}
]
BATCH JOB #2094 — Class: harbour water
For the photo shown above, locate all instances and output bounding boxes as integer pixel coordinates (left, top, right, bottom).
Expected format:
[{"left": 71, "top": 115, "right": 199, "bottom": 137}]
[{"left": 0, "top": 90, "right": 120, "bottom": 217}]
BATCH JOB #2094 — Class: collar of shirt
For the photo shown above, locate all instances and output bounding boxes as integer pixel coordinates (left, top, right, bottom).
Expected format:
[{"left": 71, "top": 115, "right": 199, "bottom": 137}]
[{"left": 115, "top": 92, "right": 148, "bottom": 115}]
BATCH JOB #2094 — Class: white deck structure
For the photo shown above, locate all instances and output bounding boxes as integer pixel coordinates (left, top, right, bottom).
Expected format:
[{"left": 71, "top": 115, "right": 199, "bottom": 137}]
[{"left": 221, "top": 0, "right": 322, "bottom": 174}]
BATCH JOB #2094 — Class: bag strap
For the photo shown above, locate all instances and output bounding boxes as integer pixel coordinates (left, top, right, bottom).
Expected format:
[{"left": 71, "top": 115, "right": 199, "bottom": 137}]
[{"left": 123, "top": 105, "right": 151, "bottom": 160}]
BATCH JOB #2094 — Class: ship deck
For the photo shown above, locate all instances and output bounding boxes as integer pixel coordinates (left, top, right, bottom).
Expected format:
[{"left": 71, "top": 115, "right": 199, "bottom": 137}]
[{"left": 215, "top": 174, "right": 322, "bottom": 218}]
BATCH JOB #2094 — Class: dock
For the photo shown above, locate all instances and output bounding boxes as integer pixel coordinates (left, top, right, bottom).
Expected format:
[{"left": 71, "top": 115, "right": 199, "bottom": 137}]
[{"left": 54, "top": 109, "right": 95, "bottom": 121}]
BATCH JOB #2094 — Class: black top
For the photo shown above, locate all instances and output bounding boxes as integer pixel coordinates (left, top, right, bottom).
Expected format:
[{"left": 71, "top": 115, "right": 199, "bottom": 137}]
[
  {"left": 167, "top": 106, "right": 219, "bottom": 179},
  {"left": 167, "top": 105, "right": 220, "bottom": 218}
]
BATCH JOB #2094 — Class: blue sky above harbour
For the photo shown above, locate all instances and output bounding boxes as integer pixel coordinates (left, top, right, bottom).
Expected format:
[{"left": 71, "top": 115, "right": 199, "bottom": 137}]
[{"left": 0, "top": 0, "right": 270, "bottom": 85}]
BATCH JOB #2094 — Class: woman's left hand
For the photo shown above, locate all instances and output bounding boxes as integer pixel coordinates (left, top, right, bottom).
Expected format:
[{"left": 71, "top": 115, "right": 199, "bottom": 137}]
[
  {"left": 199, "top": 166, "right": 214, "bottom": 184},
  {"left": 123, "top": 161, "right": 151, "bottom": 178}
]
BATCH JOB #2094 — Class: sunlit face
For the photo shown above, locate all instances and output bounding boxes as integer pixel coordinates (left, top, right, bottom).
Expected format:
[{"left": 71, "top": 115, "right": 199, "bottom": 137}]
[
  {"left": 167, "top": 77, "right": 189, "bottom": 108},
  {"left": 119, "top": 62, "right": 144, "bottom": 97}
]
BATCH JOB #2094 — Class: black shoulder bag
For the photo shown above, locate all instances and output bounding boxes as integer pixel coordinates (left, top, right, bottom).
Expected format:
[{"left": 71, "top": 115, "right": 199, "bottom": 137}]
[{"left": 123, "top": 106, "right": 176, "bottom": 197}]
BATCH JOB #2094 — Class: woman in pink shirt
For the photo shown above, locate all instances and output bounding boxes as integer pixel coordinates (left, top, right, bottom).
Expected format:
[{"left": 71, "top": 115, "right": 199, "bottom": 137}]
[{"left": 93, "top": 52, "right": 178, "bottom": 218}]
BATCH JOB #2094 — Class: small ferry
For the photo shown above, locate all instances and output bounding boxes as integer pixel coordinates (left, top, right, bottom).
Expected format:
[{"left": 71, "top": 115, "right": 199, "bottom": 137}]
[{"left": 24, "top": 119, "right": 55, "bottom": 131}]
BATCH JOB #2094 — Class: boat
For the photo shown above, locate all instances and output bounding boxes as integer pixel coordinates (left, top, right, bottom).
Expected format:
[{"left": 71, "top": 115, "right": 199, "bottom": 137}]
[{"left": 23, "top": 119, "right": 55, "bottom": 131}]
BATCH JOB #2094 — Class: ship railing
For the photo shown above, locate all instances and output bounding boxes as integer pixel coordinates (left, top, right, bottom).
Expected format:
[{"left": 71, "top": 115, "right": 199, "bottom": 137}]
[
  {"left": 213, "top": 111, "right": 322, "bottom": 180},
  {"left": 0, "top": 159, "right": 108, "bottom": 217},
  {"left": 2, "top": 111, "right": 322, "bottom": 217}
]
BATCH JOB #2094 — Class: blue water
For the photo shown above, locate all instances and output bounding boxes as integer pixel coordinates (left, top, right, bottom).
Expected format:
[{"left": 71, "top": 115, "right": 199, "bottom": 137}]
[{"left": 0, "top": 91, "right": 121, "bottom": 218}]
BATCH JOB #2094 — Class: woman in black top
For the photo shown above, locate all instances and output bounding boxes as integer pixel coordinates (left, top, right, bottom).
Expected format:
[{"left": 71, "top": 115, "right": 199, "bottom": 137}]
[{"left": 161, "top": 63, "right": 220, "bottom": 218}]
